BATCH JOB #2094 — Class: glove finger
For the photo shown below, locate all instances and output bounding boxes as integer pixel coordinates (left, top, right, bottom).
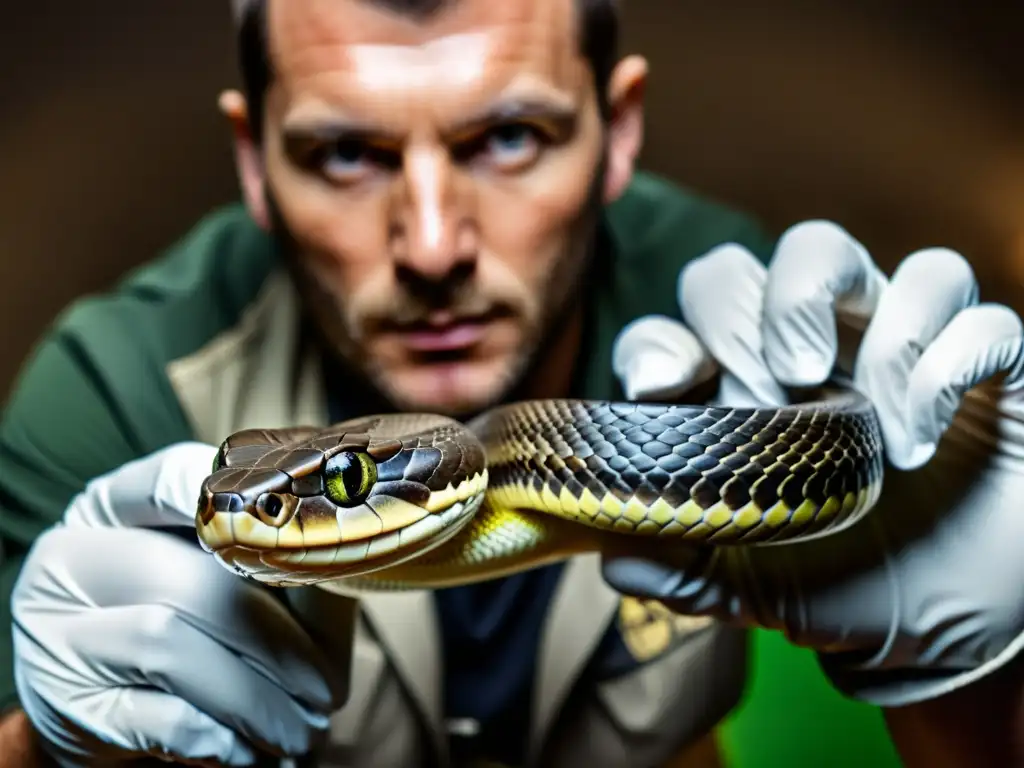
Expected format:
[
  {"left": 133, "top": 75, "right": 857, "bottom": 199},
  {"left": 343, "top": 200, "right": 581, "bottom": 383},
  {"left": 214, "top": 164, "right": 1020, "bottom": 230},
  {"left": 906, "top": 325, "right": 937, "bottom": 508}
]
[
  {"left": 602, "top": 521, "right": 895, "bottom": 650},
  {"left": 60, "top": 607, "right": 329, "bottom": 757},
  {"left": 15, "top": 661, "right": 257, "bottom": 768},
  {"left": 677, "top": 243, "right": 788, "bottom": 406},
  {"left": 102, "top": 689, "right": 258, "bottom": 766},
  {"left": 898, "top": 302, "right": 1024, "bottom": 469},
  {"left": 64, "top": 442, "right": 218, "bottom": 529},
  {"left": 611, "top": 315, "right": 715, "bottom": 401},
  {"left": 761, "top": 220, "right": 888, "bottom": 387},
  {"left": 854, "top": 248, "right": 980, "bottom": 462},
  {"left": 601, "top": 549, "right": 712, "bottom": 604},
  {"left": 14, "top": 526, "right": 340, "bottom": 711}
]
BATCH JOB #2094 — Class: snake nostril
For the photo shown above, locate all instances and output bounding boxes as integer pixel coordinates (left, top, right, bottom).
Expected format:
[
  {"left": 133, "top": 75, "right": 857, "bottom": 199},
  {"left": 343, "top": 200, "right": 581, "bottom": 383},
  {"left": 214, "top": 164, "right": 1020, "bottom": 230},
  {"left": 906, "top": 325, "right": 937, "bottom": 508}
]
[{"left": 254, "top": 493, "right": 293, "bottom": 527}]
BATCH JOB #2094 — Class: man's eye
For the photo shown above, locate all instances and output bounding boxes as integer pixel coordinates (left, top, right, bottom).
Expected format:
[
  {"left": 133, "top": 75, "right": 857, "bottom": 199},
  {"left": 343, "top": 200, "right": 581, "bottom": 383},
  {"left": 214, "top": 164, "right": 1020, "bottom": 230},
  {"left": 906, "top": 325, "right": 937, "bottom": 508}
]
[
  {"left": 320, "top": 140, "right": 371, "bottom": 179},
  {"left": 480, "top": 124, "right": 543, "bottom": 170},
  {"left": 488, "top": 124, "right": 533, "bottom": 151}
]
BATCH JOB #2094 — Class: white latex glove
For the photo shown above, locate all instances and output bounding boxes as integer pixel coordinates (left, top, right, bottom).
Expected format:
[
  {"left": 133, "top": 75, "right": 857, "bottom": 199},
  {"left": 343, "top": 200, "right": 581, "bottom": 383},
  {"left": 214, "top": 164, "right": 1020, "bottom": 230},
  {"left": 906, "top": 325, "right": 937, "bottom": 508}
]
[
  {"left": 605, "top": 220, "right": 1024, "bottom": 706},
  {"left": 11, "top": 443, "right": 347, "bottom": 766}
]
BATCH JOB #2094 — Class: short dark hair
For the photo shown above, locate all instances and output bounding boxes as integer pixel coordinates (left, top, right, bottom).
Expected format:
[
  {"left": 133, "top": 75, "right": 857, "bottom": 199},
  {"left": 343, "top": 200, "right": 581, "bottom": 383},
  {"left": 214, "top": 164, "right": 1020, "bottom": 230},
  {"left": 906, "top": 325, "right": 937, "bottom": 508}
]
[{"left": 236, "top": 0, "right": 620, "bottom": 143}]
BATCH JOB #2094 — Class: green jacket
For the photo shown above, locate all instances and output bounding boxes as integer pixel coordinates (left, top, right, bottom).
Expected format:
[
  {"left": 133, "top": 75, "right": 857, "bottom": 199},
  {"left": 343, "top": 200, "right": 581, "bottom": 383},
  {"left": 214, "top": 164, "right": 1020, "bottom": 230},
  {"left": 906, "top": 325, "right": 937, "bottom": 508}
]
[{"left": 0, "top": 171, "right": 901, "bottom": 767}]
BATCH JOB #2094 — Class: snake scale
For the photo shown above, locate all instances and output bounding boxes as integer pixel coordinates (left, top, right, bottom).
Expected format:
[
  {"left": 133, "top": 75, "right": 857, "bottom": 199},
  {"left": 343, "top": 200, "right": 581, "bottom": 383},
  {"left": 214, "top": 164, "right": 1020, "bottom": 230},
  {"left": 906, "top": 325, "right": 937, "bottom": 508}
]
[{"left": 195, "top": 391, "right": 884, "bottom": 592}]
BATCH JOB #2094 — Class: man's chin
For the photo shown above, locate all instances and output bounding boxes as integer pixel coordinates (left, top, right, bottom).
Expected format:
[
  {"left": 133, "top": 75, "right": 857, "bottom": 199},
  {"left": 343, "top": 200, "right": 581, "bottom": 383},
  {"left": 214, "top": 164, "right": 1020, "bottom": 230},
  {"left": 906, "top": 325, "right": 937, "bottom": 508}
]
[{"left": 376, "top": 358, "right": 519, "bottom": 418}]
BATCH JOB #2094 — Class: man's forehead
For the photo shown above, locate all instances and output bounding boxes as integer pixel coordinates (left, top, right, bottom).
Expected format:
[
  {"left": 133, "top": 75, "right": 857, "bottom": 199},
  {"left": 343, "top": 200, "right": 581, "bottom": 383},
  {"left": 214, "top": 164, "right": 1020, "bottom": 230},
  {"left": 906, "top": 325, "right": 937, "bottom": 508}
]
[
  {"left": 267, "top": 0, "right": 576, "bottom": 59},
  {"left": 235, "top": 0, "right": 578, "bottom": 38},
  {"left": 257, "top": 0, "right": 587, "bottom": 127}
]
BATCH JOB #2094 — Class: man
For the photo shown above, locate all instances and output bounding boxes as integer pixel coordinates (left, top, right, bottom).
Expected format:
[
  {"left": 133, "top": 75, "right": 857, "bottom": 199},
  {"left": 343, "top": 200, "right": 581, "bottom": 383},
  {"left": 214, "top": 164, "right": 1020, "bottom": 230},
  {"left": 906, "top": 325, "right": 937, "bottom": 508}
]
[{"left": 1, "top": 0, "right": 1022, "bottom": 766}]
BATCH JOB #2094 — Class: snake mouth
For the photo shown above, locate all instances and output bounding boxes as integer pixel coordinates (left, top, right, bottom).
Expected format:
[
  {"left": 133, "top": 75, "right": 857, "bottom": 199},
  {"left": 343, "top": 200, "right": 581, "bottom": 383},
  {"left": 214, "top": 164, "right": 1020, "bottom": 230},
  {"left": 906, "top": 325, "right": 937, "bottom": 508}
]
[{"left": 197, "top": 470, "right": 488, "bottom": 586}]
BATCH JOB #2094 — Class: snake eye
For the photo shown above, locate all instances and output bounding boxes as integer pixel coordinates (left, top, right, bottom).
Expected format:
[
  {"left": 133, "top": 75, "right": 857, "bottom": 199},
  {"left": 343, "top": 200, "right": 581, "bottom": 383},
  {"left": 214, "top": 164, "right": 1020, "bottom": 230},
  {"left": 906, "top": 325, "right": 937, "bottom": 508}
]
[
  {"left": 255, "top": 493, "right": 291, "bottom": 527},
  {"left": 324, "top": 451, "right": 377, "bottom": 507}
]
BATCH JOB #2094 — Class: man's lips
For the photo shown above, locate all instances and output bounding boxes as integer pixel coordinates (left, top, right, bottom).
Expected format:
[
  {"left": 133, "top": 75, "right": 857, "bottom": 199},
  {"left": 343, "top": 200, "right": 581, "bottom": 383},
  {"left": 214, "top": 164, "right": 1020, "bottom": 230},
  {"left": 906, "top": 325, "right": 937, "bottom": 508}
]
[{"left": 390, "top": 313, "right": 496, "bottom": 353}]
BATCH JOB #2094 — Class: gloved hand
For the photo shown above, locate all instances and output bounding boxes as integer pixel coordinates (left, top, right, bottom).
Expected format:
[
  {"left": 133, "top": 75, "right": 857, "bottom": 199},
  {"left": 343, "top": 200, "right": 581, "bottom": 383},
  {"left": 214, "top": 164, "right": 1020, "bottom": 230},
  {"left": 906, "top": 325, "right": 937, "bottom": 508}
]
[
  {"left": 607, "top": 220, "right": 1024, "bottom": 706},
  {"left": 11, "top": 443, "right": 348, "bottom": 766}
]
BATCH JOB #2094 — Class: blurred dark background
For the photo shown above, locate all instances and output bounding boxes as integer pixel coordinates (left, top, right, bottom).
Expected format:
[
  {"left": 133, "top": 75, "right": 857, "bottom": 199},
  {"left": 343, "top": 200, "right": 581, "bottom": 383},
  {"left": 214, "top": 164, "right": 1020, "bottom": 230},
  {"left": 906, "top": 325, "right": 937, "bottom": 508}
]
[
  {"left": 2, "top": 0, "right": 1023, "bottom": 397},
  {"left": 2, "top": 2, "right": 1021, "bottom": 766}
]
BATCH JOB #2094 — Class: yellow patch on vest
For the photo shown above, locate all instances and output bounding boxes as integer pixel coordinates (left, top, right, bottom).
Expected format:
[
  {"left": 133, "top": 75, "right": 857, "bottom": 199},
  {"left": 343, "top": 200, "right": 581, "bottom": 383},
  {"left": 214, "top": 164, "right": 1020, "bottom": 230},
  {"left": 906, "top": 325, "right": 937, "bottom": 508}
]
[{"left": 617, "top": 597, "right": 714, "bottom": 663}]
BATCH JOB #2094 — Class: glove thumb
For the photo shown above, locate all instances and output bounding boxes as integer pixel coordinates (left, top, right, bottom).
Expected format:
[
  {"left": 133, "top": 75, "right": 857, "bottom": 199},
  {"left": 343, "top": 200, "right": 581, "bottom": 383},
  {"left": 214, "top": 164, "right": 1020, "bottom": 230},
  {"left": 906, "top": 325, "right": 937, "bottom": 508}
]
[
  {"left": 612, "top": 315, "right": 715, "bottom": 401},
  {"left": 899, "top": 303, "right": 1024, "bottom": 469},
  {"left": 63, "top": 442, "right": 219, "bottom": 529}
]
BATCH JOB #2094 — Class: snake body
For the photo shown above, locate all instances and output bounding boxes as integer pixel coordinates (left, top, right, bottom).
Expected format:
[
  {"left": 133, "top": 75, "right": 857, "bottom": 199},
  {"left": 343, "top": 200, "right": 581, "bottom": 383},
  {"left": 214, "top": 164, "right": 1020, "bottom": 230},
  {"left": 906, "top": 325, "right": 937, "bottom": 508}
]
[{"left": 195, "top": 392, "right": 884, "bottom": 591}]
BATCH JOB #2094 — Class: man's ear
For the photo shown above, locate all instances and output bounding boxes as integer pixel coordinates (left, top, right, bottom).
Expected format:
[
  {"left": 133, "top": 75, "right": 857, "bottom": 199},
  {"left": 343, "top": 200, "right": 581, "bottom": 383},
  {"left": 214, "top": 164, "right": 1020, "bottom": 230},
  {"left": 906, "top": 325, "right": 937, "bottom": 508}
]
[
  {"left": 219, "top": 89, "right": 269, "bottom": 230},
  {"left": 602, "top": 55, "right": 648, "bottom": 204}
]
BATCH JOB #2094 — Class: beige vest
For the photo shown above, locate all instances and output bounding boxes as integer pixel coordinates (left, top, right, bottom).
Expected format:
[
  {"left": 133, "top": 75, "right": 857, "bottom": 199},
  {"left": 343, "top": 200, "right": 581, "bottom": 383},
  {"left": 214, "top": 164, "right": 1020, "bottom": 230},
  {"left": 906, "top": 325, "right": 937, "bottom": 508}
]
[{"left": 167, "top": 271, "right": 749, "bottom": 767}]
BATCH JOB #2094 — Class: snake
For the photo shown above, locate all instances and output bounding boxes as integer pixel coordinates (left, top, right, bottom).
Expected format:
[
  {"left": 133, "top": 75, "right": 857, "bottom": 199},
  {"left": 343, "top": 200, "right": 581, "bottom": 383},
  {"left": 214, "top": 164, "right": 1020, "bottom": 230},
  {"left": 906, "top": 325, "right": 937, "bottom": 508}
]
[{"left": 194, "top": 391, "right": 884, "bottom": 592}]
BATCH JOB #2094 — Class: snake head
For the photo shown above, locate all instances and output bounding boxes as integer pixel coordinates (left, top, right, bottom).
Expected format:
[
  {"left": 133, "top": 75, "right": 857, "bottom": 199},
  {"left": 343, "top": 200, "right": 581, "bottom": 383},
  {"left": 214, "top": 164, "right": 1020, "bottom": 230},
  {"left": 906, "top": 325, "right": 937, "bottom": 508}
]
[{"left": 195, "top": 415, "right": 488, "bottom": 586}]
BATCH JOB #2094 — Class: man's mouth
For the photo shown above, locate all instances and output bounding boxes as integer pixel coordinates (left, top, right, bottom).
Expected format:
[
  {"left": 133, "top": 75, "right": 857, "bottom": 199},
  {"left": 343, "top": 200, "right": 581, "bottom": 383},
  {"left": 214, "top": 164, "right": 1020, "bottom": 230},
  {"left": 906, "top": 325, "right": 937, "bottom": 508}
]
[{"left": 389, "top": 310, "right": 501, "bottom": 353}]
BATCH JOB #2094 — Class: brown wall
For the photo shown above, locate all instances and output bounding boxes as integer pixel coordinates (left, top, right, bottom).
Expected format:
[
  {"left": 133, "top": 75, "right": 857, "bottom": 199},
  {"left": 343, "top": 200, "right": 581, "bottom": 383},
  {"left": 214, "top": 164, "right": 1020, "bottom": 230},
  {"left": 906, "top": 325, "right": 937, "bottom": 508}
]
[
  {"left": 1, "top": 0, "right": 1022, "bottom": 397},
  {"left": 625, "top": 0, "right": 1024, "bottom": 295}
]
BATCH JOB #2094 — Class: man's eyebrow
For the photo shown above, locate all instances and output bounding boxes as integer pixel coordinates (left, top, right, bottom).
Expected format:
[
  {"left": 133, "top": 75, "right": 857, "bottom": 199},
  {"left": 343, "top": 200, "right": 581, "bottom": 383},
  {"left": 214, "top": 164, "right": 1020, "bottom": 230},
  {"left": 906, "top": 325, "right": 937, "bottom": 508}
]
[
  {"left": 447, "top": 98, "right": 578, "bottom": 135},
  {"left": 281, "top": 116, "right": 398, "bottom": 143},
  {"left": 280, "top": 96, "right": 579, "bottom": 144}
]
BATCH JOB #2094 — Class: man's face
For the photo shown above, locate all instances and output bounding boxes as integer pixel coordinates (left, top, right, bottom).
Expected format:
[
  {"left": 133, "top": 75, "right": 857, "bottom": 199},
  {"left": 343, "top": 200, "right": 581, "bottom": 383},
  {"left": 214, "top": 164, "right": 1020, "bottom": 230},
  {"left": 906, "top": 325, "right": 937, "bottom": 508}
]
[{"left": 235, "top": 0, "right": 644, "bottom": 416}]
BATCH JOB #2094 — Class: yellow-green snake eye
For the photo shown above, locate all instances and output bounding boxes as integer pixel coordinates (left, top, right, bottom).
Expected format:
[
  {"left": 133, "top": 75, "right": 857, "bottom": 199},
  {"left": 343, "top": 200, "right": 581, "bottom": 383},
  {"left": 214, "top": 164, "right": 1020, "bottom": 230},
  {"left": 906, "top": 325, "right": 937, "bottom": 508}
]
[{"left": 324, "top": 451, "right": 377, "bottom": 507}]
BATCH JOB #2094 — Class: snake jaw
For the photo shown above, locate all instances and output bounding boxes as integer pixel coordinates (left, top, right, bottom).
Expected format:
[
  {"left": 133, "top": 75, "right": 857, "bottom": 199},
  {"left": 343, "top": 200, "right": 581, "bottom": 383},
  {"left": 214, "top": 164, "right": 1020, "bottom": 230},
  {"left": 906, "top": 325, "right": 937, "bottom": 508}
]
[{"left": 200, "top": 470, "right": 489, "bottom": 586}]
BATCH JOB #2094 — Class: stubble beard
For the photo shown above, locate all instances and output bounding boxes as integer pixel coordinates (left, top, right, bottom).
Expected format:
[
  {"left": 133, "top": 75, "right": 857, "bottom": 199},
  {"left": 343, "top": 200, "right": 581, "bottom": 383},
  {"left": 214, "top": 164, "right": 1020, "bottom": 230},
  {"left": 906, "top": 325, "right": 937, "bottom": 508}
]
[{"left": 264, "top": 165, "right": 606, "bottom": 419}]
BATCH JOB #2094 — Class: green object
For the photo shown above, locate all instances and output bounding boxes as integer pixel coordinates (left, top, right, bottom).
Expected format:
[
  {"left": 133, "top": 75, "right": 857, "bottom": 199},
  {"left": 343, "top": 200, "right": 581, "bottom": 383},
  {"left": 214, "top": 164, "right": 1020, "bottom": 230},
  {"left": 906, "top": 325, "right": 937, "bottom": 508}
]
[{"left": 719, "top": 629, "right": 904, "bottom": 767}]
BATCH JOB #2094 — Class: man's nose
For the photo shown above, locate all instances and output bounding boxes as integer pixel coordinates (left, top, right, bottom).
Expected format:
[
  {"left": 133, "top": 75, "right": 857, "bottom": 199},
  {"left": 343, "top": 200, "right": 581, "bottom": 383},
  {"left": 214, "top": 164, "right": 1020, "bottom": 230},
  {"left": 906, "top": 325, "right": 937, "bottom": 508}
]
[{"left": 392, "top": 147, "right": 474, "bottom": 280}]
